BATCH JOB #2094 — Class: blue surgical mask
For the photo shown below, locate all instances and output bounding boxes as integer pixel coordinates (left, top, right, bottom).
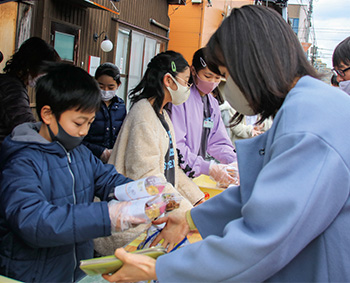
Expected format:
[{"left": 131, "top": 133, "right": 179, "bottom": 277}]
[{"left": 47, "top": 121, "right": 84, "bottom": 151}]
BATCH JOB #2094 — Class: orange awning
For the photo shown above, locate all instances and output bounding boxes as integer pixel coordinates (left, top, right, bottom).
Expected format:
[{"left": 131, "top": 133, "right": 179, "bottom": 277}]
[{"left": 69, "top": 0, "right": 119, "bottom": 15}]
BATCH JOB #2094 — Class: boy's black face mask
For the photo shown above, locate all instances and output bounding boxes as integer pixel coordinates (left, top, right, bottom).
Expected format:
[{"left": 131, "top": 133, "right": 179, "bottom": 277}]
[{"left": 47, "top": 120, "right": 84, "bottom": 152}]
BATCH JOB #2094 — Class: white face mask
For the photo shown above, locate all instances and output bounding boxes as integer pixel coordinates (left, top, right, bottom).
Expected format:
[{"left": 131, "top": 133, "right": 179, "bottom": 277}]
[
  {"left": 166, "top": 73, "right": 191, "bottom": 105},
  {"left": 224, "top": 75, "right": 257, "bottom": 115},
  {"left": 101, "top": 89, "right": 117, "bottom": 101},
  {"left": 339, "top": 80, "right": 350, "bottom": 95}
]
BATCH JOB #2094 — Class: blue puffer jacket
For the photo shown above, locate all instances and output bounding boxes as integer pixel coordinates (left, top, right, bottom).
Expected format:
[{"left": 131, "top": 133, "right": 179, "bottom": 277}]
[
  {"left": 0, "top": 122, "right": 132, "bottom": 283},
  {"left": 83, "top": 96, "right": 126, "bottom": 158}
]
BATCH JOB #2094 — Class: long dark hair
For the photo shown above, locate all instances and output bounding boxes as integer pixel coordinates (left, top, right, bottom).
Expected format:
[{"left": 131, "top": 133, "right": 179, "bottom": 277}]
[
  {"left": 3, "top": 37, "right": 60, "bottom": 83},
  {"left": 206, "top": 5, "right": 318, "bottom": 124},
  {"left": 128, "top": 50, "right": 189, "bottom": 115},
  {"left": 189, "top": 47, "right": 221, "bottom": 84}
]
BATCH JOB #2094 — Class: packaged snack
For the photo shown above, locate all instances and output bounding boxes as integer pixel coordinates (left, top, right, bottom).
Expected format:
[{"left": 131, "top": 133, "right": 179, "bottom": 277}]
[
  {"left": 161, "top": 193, "right": 182, "bottom": 212},
  {"left": 109, "top": 195, "right": 169, "bottom": 232},
  {"left": 114, "top": 176, "right": 166, "bottom": 201},
  {"left": 109, "top": 177, "right": 183, "bottom": 233},
  {"left": 144, "top": 194, "right": 167, "bottom": 220}
]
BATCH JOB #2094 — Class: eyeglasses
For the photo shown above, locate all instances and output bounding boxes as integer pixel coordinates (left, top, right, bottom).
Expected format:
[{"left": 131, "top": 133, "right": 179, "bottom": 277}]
[
  {"left": 176, "top": 76, "right": 192, "bottom": 88},
  {"left": 332, "top": 66, "right": 350, "bottom": 77}
]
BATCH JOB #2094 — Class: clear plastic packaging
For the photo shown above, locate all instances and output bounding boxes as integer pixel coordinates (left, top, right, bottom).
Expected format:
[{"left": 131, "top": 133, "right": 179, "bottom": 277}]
[
  {"left": 109, "top": 195, "right": 167, "bottom": 232},
  {"left": 210, "top": 162, "right": 240, "bottom": 188},
  {"left": 216, "top": 163, "right": 240, "bottom": 188},
  {"left": 108, "top": 178, "right": 183, "bottom": 233},
  {"left": 114, "top": 176, "right": 166, "bottom": 201},
  {"left": 162, "top": 193, "right": 182, "bottom": 212}
]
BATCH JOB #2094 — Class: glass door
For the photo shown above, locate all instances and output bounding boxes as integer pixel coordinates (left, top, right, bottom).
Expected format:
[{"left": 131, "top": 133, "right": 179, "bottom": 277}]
[{"left": 115, "top": 28, "right": 130, "bottom": 103}]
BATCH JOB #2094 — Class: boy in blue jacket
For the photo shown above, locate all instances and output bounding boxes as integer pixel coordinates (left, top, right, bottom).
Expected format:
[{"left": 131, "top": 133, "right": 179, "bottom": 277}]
[{"left": 0, "top": 64, "right": 133, "bottom": 282}]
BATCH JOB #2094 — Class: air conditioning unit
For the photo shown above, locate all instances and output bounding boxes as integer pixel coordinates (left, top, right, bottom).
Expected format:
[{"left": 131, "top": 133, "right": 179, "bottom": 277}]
[{"left": 192, "top": 0, "right": 202, "bottom": 3}]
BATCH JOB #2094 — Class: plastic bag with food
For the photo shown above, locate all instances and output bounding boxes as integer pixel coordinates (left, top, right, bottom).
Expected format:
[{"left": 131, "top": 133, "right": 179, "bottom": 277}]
[
  {"left": 108, "top": 195, "right": 163, "bottom": 232},
  {"left": 108, "top": 192, "right": 182, "bottom": 233},
  {"left": 114, "top": 176, "right": 166, "bottom": 201}
]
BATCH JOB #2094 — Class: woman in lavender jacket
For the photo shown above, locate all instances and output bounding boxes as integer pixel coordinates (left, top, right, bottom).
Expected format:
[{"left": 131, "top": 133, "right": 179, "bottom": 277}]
[{"left": 169, "top": 48, "right": 237, "bottom": 185}]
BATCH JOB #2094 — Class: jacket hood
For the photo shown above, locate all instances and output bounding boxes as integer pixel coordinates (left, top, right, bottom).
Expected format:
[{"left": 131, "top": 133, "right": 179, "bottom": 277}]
[{"left": 0, "top": 122, "right": 65, "bottom": 169}]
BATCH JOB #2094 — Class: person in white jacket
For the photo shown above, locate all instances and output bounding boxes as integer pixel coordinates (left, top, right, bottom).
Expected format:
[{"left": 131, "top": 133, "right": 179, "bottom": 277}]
[
  {"left": 93, "top": 51, "right": 204, "bottom": 255},
  {"left": 220, "top": 100, "right": 272, "bottom": 144}
]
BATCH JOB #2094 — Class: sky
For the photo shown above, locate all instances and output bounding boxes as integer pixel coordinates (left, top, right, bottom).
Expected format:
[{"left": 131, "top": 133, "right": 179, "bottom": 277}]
[{"left": 289, "top": 0, "right": 350, "bottom": 69}]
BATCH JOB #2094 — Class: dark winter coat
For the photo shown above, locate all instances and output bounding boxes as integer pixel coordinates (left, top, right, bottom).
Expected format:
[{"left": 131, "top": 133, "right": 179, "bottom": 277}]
[
  {"left": 83, "top": 96, "right": 126, "bottom": 158},
  {"left": 0, "top": 122, "right": 132, "bottom": 283},
  {"left": 0, "top": 74, "right": 36, "bottom": 147}
]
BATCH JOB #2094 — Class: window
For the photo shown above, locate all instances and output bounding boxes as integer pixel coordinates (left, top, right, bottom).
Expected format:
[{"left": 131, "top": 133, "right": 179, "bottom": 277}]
[
  {"left": 51, "top": 22, "right": 80, "bottom": 64},
  {"left": 290, "top": 18, "right": 299, "bottom": 35},
  {"left": 115, "top": 27, "right": 166, "bottom": 108},
  {"left": 54, "top": 31, "right": 75, "bottom": 61}
]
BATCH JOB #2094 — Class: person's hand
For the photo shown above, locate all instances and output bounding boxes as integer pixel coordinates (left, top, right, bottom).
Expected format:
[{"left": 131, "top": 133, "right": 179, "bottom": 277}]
[
  {"left": 209, "top": 163, "right": 237, "bottom": 187},
  {"left": 251, "top": 128, "right": 262, "bottom": 137},
  {"left": 102, "top": 248, "right": 157, "bottom": 283},
  {"left": 108, "top": 200, "right": 147, "bottom": 232},
  {"left": 150, "top": 210, "right": 190, "bottom": 252},
  {"left": 226, "top": 162, "right": 240, "bottom": 185},
  {"left": 252, "top": 124, "right": 264, "bottom": 137}
]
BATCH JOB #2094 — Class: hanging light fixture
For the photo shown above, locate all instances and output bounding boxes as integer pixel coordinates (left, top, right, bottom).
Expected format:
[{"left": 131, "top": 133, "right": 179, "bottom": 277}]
[{"left": 93, "top": 31, "right": 113, "bottom": 52}]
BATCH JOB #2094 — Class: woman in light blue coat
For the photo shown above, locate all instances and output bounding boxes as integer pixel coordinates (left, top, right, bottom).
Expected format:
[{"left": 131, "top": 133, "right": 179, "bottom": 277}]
[{"left": 103, "top": 5, "right": 350, "bottom": 282}]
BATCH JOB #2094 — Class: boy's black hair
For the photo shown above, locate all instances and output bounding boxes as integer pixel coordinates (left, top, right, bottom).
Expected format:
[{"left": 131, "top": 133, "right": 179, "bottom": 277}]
[
  {"left": 36, "top": 63, "right": 101, "bottom": 121},
  {"left": 95, "top": 62, "right": 121, "bottom": 85}
]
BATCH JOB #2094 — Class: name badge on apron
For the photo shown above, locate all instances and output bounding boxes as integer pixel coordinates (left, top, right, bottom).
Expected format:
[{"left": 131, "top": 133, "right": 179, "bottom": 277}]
[{"left": 203, "top": 118, "right": 214, "bottom": 129}]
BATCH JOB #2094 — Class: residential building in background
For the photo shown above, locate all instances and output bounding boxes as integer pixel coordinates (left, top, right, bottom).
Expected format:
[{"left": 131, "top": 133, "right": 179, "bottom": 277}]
[
  {"left": 288, "top": 3, "right": 308, "bottom": 43},
  {"left": 167, "top": 0, "right": 253, "bottom": 64},
  {"left": 0, "top": 0, "right": 172, "bottom": 110}
]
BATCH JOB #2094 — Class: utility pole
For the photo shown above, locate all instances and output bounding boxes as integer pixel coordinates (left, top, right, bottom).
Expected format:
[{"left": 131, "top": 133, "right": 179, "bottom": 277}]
[
  {"left": 305, "top": 0, "right": 314, "bottom": 64},
  {"left": 304, "top": 0, "right": 313, "bottom": 43},
  {"left": 311, "top": 46, "right": 318, "bottom": 67}
]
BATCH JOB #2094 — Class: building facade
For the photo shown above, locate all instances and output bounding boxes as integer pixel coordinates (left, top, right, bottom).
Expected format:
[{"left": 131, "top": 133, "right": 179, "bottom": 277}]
[
  {"left": 167, "top": 0, "right": 253, "bottom": 64},
  {"left": 0, "top": 0, "right": 173, "bottom": 108}
]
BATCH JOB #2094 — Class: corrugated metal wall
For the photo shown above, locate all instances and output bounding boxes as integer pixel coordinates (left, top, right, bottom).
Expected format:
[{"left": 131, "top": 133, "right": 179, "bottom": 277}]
[
  {"left": 33, "top": 0, "right": 169, "bottom": 70},
  {"left": 117, "top": 0, "right": 169, "bottom": 35},
  {"left": 28, "top": 0, "right": 169, "bottom": 112}
]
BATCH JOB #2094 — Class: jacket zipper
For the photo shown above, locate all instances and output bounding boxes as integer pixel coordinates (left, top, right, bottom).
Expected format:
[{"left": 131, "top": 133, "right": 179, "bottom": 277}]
[{"left": 59, "top": 143, "right": 77, "bottom": 282}]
